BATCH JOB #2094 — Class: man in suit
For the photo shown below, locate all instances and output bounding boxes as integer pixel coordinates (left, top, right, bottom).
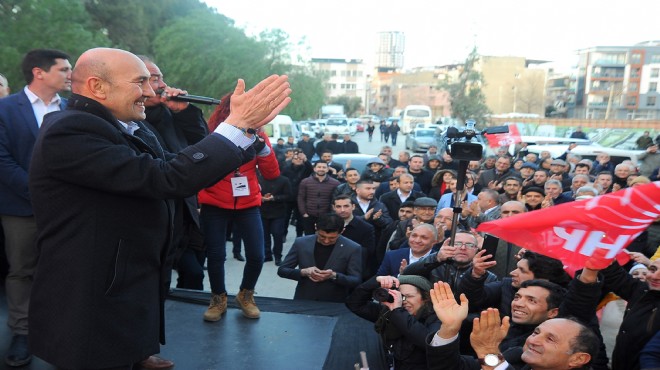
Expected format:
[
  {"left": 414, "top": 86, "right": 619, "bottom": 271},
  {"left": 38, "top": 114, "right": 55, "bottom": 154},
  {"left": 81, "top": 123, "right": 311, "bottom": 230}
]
[
  {"left": 277, "top": 213, "right": 362, "bottom": 302},
  {"left": 27, "top": 48, "right": 291, "bottom": 370},
  {"left": 0, "top": 48, "right": 71, "bottom": 367},
  {"left": 377, "top": 224, "right": 437, "bottom": 277},
  {"left": 352, "top": 180, "right": 392, "bottom": 268},
  {"left": 463, "top": 189, "right": 501, "bottom": 229},
  {"left": 379, "top": 173, "right": 426, "bottom": 217},
  {"left": 332, "top": 195, "right": 375, "bottom": 281}
]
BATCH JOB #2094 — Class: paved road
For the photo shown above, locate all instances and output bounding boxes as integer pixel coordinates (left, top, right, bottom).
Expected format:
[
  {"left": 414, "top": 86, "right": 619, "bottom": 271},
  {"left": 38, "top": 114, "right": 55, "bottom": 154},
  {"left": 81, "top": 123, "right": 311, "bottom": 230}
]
[{"left": 170, "top": 131, "right": 416, "bottom": 300}]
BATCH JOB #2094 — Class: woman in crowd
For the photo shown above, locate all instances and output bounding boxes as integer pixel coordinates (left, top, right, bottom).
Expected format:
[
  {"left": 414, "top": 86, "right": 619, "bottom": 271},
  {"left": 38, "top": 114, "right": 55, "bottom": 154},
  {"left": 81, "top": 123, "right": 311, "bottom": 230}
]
[
  {"left": 428, "top": 169, "right": 457, "bottom": 201},
  {"left": 199, "top": 93, "right": 280, "bottom": 322},
  {"left": 346, "top": 274, "right": 439, "bottom": 370}
]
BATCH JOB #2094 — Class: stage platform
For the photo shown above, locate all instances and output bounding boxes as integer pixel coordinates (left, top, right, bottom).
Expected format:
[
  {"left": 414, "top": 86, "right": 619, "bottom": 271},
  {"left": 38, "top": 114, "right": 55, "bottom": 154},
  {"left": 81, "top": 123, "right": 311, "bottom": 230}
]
[{"left": 0, "top": 288, "right": 386, "bottom": 370}]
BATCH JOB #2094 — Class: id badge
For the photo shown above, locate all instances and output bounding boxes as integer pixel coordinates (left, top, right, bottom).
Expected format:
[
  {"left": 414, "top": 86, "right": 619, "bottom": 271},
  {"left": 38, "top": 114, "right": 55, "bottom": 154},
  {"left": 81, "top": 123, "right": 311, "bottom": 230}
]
[{"left": 231, "top": 176, "right": 250, "bottom": 197}]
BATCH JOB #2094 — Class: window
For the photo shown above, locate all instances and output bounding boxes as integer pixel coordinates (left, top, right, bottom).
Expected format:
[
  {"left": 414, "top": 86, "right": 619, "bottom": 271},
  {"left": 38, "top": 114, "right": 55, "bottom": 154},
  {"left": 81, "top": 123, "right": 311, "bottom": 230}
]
[
  {"left": 630, "top": 53, "right": 642, "bottom": 64},
  {"left": 650, "top": 82, "right": 658, "bottom": 92},
  {"left": 647, "top": 96, "right": 656, "bottom": 106},
  {"left": 331, "top": 70, "right": 337, "bottom": 76},
  {"left": 651, "top": 68, "right": 660, "bottom": 78},
  {"left": 629, "top": 82, "right": 638, "bottom": 92}
]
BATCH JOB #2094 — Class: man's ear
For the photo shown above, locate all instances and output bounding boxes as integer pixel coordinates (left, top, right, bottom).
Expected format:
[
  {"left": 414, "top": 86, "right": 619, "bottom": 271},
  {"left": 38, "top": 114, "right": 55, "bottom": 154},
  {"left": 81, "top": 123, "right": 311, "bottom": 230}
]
[
  {"left": 567, "top": 352, "right": 591, "bottom": 368},
  {"left": 87, "top": 77, "right": 108, "bottom": 100},
  {"left": 547, "top": 307, "right": 559, "bottom": 319}
]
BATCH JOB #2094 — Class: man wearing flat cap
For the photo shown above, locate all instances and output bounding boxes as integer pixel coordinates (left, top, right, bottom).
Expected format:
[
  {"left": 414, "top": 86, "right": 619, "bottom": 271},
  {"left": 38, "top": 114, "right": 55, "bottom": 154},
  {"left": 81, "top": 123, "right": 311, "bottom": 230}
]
[{"left": 387, "top": 197, "right": 438, "bottom": 251}]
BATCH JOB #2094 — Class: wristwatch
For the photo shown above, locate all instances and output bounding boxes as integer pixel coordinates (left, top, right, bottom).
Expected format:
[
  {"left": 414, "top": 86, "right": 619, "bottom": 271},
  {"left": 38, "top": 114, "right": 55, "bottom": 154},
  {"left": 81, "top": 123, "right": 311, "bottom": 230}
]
[{"left": 479, "top": 353, "right": 504, "bottom": 367}]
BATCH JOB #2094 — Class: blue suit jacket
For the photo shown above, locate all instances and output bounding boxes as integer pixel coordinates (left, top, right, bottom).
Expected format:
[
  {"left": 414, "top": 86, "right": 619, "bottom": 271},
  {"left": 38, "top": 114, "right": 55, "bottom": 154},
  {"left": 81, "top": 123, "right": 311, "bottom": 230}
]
[
  {"left": 376, "top": 247, "right": 410, "bottom": 277},
  {"left": 0, "top": 90, "right": 66, "bottom": 215}
]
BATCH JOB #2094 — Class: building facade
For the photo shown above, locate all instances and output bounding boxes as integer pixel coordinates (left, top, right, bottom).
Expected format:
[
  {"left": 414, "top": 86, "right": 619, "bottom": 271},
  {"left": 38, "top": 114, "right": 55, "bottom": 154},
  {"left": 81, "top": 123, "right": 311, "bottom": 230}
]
[{"left": 575, "top": 42, "right": 660, "bottom": 120}]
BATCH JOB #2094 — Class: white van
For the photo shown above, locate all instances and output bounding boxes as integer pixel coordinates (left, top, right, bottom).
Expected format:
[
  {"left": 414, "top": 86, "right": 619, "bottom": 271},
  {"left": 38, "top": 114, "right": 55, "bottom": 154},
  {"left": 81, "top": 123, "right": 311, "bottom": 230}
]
[
  {"left": 262, "top": 115, "right": 299, "bottom": 142},
  {"left": 400, "top": 105, "right": 432, "bottom": 135}
]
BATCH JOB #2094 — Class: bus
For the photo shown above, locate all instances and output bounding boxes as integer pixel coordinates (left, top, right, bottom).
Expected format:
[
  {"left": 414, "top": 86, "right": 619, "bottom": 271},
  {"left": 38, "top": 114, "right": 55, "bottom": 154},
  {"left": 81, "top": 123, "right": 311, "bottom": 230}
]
[{"left": 400, "top": 105, "right": 432, "bottom": 135}]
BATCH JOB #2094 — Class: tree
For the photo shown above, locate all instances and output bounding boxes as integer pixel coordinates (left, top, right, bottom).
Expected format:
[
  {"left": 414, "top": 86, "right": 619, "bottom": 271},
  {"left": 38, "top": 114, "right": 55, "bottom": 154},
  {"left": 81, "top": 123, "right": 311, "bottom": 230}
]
[
  {"left": 283, "top": 70, "right": 325, "bottom": 120},
  {"left": 0, "top": 0, "right": 110, "bottom": 91},
  {"left": 328, "top": 96, "right": 363, "bottom": 117},
  {"left": 440, "top": 47, "right": 491, "bottom": 126},
  {"left": 84, "top": 0, "right": 210, "bottom": 55}
]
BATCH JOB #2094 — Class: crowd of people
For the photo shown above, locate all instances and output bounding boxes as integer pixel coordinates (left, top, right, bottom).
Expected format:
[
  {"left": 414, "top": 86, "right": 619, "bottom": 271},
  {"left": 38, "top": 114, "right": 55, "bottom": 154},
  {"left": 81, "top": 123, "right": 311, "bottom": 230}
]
[{"left": 0, "top": 47, "right": 658, "bottom": 370}]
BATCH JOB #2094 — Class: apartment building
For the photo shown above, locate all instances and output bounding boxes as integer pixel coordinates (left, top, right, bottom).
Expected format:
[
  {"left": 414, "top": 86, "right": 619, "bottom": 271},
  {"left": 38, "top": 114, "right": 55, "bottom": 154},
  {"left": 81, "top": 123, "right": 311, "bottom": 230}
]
[{"left": 575, "top": 42, "right": 660, "bottom": 119}]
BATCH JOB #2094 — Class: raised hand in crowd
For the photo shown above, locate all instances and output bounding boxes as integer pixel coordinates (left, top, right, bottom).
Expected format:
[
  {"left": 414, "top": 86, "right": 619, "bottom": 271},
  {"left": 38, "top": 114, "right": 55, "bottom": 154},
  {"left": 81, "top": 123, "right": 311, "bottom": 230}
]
[
  {"left": 487, "top": 180, "right": 502, "bottom": 191},
  {"left": 225, "top": 75, "right": 291, "bottom": 129},
  {"left": 471, "top": 249, "right": 497, "bottom": 279},
  {"left": 399, "top": 259, "right": 408, "bottom": 275},
  {"left": 436, "top": 237, "right": 458, "bottom": 263},
  {"left": 627, "top": 251, "right": 651, "bottom": 267},
  {"left": 541, "top": 194, "right": 553, "bottom": 208},
  {"left": 470, "top": 308, "right": 510, "bottom": 361},
  {"left": 430, "top": 282, "right": 469, "bottom": 338},
  {"left": 376, "top": 275, "right": 400, "bottom": 289}
]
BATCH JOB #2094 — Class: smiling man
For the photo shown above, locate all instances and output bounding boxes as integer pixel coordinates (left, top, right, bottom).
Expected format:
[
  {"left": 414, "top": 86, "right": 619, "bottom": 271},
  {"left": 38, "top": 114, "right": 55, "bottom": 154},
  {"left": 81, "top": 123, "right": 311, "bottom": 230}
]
[{"left": 27, "top": 47, "right": 291, "bottom": 369}]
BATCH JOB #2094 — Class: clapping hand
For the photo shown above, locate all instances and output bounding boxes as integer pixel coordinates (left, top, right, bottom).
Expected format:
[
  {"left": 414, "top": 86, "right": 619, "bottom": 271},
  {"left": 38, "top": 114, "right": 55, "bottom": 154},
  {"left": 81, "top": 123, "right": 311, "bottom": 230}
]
[
  {"left": 470, "top": 308, "right": 510, "bottom": 358},
  {"left": 471, "top": 249, "right": 496, "bottom": 278},
  {"left": 430, "top": 282, "right": 469, "bottom": 339}
]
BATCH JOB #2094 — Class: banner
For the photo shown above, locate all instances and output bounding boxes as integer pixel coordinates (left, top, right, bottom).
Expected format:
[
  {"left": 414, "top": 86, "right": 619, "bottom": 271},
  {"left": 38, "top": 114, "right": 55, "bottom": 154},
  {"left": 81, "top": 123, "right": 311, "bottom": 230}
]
[
  {"left": 484, "top": 123, "right": 521, "bottom": 148},
  {"left": 476, "top": 182, "right": 660, "bottom": 275}
]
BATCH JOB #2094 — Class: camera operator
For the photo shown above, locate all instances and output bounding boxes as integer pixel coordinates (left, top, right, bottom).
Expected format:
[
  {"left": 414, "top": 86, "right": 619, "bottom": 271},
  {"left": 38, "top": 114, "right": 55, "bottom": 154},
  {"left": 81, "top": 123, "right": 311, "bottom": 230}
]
[{"left": 346, "top": 274, "right": 439, "bottom": 370}]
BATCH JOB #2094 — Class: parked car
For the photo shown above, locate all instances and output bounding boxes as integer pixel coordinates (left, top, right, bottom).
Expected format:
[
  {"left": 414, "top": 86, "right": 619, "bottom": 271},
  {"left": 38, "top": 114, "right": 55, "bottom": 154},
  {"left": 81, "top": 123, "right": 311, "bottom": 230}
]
[
  {"left": 525, "top": 144, "right": 644, "bottom": 167},
  {"left": 324, "top": 117, "right": 356, "bottom": 136},
  {"left": 330, "top": 153, "right": 380, "bottom": 173},
  {"left": 405, "top": 128, "right": 438, "bottom": 152}
]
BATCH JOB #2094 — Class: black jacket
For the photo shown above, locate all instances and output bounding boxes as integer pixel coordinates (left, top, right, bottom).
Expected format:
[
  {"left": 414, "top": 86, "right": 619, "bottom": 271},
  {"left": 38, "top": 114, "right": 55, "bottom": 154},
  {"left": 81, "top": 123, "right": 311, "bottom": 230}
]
[
  {"left": 346, "top": 277, "right": 440, "bottom": 370},
  {"left": 258, "top": 175, "right": 292, "bottom": 219},
  {"left": 602, "top": 262, "right": 660, "bottom": 370}
]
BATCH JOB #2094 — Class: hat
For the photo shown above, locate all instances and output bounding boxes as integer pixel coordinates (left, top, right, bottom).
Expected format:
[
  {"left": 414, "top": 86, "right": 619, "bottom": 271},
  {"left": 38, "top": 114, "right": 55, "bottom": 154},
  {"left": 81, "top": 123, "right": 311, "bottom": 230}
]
[
  {"left": 414, "top": 197, "right": 438, "bottom": 207},
  {"left": 629, "top": 263, "right": 648, "bottom": 275},
  {"left": 427, "top": 155, "right": 441, "bottom": 162},
  {"left": 522, "top": 186, "right": 545, "bottom": 196},
  {"left": 521, "top": 162, "right": 538, "bottom": 170},
  {"left": 550, "top": 159, "right": 567, "bottom": 166},
  {"left": 397, "top": 275, "right": 432, "bottom": 293},
  {"left": 302, "top": 132, "right": 310, "bottom": 136},
  {"left": 367, "top": 157, "right": 385, "bottom": 166}
]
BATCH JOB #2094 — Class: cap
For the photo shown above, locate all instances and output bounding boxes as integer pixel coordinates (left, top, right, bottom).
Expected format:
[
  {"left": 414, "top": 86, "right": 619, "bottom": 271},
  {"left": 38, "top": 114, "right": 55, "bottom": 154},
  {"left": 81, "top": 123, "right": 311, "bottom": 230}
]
[
  {"left": 551, "top": 159, "right": 567, "bottom": 166},
  {"left": 427, "top": 154, "right": 441, "bottom": 162},
  {"left": 414, "top": 197, "right": 438, "bottom": 207},
  {"left": 367, "top": 157, "right": 385, "bottom": 166},
  {"left": 629, "top": 263, "right": 648, "bottom": 275},
  {"left": 522, "top": 186, "right": 545, "bottom": 196},
  {"left": 397, "top": 275, "right": 432, "bottom": 293},
  {"left": 302, "top": 132, "right": 310, "bottom": 136},
  {"left": 576, "top": 159, "right": 592, "bottom": 169},
  {"left": 521, "top": 162, "right": 538, "bottom": 170}
]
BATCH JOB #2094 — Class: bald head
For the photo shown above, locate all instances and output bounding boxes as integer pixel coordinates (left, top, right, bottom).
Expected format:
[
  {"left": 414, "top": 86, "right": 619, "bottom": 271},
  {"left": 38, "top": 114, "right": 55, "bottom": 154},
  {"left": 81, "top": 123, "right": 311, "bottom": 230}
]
[{"left": 72, "top": 48, "right": 154, "bottom": 122}]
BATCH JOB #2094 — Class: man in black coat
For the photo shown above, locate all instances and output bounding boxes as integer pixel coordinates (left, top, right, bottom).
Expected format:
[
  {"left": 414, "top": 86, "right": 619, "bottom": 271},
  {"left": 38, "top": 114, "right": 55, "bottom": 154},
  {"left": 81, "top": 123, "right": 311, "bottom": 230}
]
[
  {"left": 379, "top": 173, "right": 426, "bottom": 218},
  {"left": 342, "top": 133, "right": 359, "bottom": 153},
  {"left": 259, "top": 173, "right": 292, "bottom": 265},
  {"left": 333, "top": 195, "right": 375, "bottom": 280},
  {"left": 27, "top": 48, "right": 291, "bottom": 370},
  {"left": 296, "top": 133, "right": 315, "bottom": 159}
]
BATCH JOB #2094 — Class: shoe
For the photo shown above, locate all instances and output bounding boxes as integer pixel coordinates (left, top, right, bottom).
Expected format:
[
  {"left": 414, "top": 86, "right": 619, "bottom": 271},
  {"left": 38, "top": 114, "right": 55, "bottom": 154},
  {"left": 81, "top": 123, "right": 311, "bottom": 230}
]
[
  {"left": 235, "top": 289, "right": 260, "bottom": 319},
  {"left": 5, "top": 334, "right": 32, "bottom": 367},
  {"left": 233, "top": 253, "right": 245, "bottom": 261},
  {"left": 137, "top": 356, "right": 174, "bottom": 370},
  {"left": 264, "top": 256, "right": 273, "bottom": 262},
  {"left": 203, "top": 292, "right": 227, "bottom": 322},
  {"left": 275, "top": 257, "right": 282, "bottom": 266}
]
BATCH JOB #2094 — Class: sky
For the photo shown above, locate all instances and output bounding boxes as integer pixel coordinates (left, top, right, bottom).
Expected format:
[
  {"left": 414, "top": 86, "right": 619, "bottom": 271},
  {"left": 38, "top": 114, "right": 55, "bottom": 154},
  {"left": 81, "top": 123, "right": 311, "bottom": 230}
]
[{"left": 203, "top": 0, "right": 658, "bottom": 70}]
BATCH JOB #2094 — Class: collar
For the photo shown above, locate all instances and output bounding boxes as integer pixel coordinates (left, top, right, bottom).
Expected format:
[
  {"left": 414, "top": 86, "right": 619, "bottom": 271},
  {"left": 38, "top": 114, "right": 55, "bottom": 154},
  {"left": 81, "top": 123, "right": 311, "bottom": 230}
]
[
  {"left": 24, "top": 85, "right": 61, "bottom": 105},
  {"left": 119, "top": 121, "right": 140, "bottom": 135}
]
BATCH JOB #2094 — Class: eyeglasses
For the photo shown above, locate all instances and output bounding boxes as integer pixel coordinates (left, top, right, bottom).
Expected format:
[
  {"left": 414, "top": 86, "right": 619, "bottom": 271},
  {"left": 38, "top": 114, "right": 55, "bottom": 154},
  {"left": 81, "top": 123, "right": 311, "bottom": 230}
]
[{"left": 453, "top": 242, "right": 478, "bottom": 249}]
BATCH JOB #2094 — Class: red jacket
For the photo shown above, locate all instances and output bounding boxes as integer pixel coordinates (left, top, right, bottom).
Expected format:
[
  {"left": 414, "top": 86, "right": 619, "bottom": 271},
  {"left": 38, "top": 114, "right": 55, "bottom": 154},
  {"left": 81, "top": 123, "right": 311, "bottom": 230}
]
[{"left": 198, "top": 132, "right": 280, "bottom": 210}]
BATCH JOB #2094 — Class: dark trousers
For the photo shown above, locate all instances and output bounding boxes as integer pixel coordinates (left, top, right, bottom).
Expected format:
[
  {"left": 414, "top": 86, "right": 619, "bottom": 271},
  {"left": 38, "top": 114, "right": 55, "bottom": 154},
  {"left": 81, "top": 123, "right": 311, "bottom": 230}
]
[
  {"left": 262, "top": 217, "right": 286, "bottom": 259},
  {"left": 201, "top": 205, "right": 264, "bottom": 294},
  {"left": 1, "top": 215, "right": 38, "bottom": 335},
  {"left": 391, "top": 133, "right": 398, "bottom": 145},
  {"left": 302, "top": 215, "right": 319, "bottom": 235}
]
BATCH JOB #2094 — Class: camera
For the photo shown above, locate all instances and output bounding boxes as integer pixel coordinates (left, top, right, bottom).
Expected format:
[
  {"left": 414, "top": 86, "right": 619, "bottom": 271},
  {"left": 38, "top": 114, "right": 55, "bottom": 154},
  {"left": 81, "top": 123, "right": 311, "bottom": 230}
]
[
  {"left": 444, "top": 119, "right": 509, "bottom": 161},
  {"left": 373, "top": 287, "right": 395, "bottom": 303}
]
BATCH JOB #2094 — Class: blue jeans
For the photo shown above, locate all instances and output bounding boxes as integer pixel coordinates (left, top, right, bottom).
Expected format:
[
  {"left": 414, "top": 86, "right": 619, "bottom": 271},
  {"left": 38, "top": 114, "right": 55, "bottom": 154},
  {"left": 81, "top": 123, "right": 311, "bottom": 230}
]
[
  {"left": 201, "top": 205, "right": 264, "bottom": 294},
  {"left": 262, "top": 217, "right": 286, "bottom": 259}
]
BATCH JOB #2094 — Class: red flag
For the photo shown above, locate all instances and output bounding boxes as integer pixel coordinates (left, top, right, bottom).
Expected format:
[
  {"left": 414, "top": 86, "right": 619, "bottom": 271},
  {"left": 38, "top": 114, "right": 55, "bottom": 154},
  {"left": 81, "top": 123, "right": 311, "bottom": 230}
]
[
  {"left": 476, "top": 182, "right": 660, "bottom": 276},
  {"left": 484, "top": 123, "right": 521, "bottom": 149}
]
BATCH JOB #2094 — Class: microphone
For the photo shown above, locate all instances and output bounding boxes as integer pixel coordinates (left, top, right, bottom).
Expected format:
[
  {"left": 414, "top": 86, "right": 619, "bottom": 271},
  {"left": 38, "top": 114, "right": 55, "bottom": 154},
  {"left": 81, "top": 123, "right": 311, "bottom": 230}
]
[{"left": 156, "top": 89, "right": 221, "bottom": 105}]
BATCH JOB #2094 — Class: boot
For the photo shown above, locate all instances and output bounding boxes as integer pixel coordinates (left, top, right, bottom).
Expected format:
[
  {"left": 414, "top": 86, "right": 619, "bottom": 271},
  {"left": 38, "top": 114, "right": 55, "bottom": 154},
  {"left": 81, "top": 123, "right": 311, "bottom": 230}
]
[
  {"left": 235, "top": 289, "right": 260, "bottom": 319},
  {"left": 203, "top": 292, "right": 227, "bottom": 322}
]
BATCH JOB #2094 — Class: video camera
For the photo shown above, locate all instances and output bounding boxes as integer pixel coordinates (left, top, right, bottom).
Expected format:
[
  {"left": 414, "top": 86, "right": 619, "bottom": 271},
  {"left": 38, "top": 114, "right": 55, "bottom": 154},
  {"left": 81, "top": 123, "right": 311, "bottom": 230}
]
[{"left": 444, "top": 119, "right": 508, "bottom": 161}]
